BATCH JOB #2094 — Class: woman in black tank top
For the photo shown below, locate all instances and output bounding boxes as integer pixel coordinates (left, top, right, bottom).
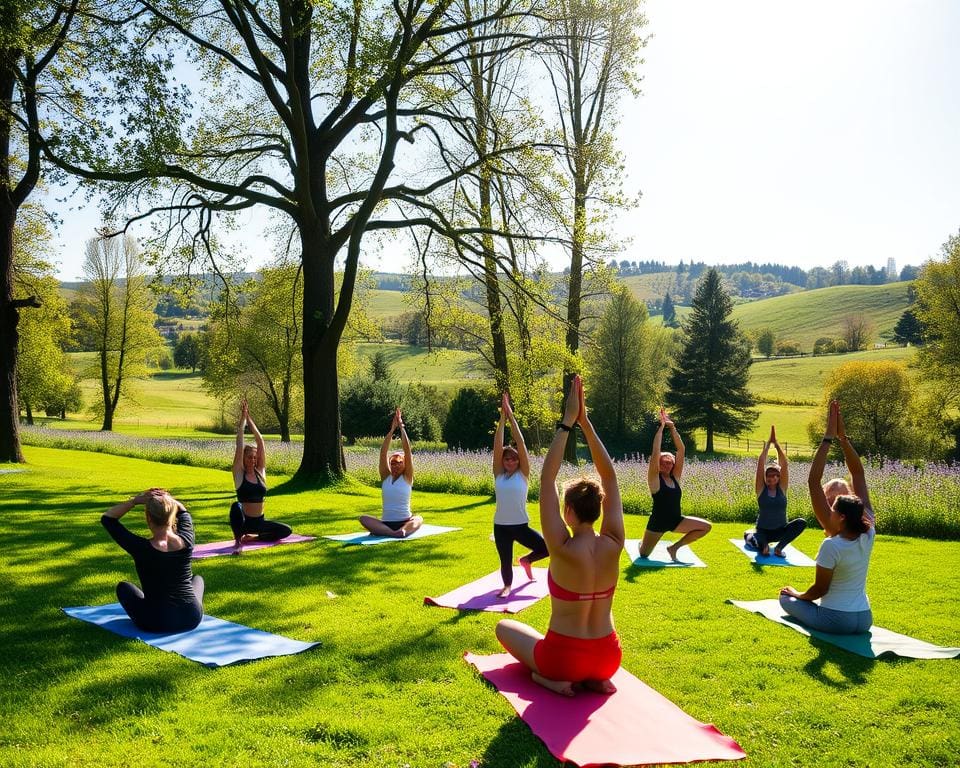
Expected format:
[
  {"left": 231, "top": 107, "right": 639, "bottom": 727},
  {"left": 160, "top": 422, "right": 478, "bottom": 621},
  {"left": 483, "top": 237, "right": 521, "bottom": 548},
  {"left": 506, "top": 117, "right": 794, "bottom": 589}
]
[
  {"left": 638, "top": 409, "right": 712, "bottom": 562},
  {"left": 229, "top": 400, "right": 292, "bottom": 554}
]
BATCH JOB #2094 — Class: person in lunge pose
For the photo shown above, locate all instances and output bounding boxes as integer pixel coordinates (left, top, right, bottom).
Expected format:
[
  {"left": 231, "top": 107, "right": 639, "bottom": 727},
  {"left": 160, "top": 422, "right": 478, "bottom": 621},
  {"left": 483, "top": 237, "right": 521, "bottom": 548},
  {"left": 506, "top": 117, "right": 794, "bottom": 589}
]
[
  {"left": 230, "top": 400, "right": 292, "bottom": 555},
  {"left": 744, "top": 425, "right": 806, "bottom": 556},
  {"left": 496, "top": 375, "right": 625, "bottom": 696},
  {"left": 779, "top": 401, "right": 875, "bottom": 634},
  {"left": 638, "top": 409, "right": 711, "bottom": 561},
  {"left": 492, "top": 393, "right": 548, "bottom": 598},
  {"left": 359, "top": 408, "right": 423, "bottom": 538},
  {"left": 102, "top": 488, "right": 204, "bottom": 632}
]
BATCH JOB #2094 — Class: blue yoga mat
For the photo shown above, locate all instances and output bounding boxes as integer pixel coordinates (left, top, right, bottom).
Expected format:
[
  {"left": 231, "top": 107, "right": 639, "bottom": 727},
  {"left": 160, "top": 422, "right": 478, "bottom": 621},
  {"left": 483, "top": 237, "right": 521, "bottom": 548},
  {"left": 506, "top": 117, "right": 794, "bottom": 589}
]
[
  {"left": 63, "top": 604, "right": 319, "bottom": 667},
  {"left": 729, "top": 538, "right": 816, "bottom": 567},
  {"left": 323, "top": 523, "right": 461, "bottom": 545},
  {"left": 624, "top": 538, "right": 706, "bottom": 568}
]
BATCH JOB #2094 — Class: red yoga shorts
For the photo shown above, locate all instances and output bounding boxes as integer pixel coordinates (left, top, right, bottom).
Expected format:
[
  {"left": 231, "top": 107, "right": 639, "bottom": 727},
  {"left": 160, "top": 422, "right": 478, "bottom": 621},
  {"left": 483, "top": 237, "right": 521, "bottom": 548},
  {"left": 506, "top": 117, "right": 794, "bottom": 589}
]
[{"left": 533, "top": 629, "right": 622, "bottom": 683}]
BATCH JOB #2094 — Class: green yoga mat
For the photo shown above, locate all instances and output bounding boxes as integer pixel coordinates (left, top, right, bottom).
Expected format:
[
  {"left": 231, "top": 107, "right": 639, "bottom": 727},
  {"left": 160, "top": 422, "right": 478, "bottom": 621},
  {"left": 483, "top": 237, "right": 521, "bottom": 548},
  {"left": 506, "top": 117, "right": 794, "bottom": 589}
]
[{"left": 728, "top": 599, "right": 960, "bottom": 659}]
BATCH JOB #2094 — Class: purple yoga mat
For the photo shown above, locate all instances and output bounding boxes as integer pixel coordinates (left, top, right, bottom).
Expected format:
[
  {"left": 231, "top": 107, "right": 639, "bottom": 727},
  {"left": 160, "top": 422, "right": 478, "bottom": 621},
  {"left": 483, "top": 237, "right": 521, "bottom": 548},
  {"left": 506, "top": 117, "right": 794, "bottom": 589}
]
[
  {"left": 191, "top": 534, "right": 315, "bottom": 559},
  {"left": 424, "top": 567, "right": 549, "bottom": 613}
]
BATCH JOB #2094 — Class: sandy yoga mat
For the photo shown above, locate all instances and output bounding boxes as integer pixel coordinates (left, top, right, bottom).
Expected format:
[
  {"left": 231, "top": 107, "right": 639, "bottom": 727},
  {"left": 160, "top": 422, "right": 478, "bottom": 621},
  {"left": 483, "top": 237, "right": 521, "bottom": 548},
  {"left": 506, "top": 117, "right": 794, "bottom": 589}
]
[
  {"left": 424, "top": 567, "right": 549, "bottom": 613},
  {"left": 728, "top": 599, "right": 960, "bottom": 659},
  {"left": 465, "top": 652, "right": 745, "bottom": 767}
]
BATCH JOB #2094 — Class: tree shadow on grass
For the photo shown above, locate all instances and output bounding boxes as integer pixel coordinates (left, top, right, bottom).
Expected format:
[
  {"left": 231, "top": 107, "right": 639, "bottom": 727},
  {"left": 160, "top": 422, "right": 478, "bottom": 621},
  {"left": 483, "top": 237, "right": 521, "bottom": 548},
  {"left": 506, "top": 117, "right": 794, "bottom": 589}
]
[
  {"left": 802, "top": 637, "right": 875, "bottom": 689},
  {"left": 476, "top": 701, "right": 558, "bottom": 767}
]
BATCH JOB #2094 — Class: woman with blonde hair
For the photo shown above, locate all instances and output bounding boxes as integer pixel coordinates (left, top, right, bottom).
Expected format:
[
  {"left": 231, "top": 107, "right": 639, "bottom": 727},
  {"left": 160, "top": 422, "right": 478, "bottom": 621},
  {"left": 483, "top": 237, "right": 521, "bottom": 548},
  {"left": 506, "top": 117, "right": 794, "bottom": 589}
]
[
  {"left": 496, "top": 375, "right": 625, "bottom": 696},
  {"left": 230, "top": 400, "right": 292, "bottom": 555},
  {"left": 359, "top": 408, "right": 423, "bottom": 538},
  {"left": 102, "top": 488, "right": 204, "bottom": 632}
]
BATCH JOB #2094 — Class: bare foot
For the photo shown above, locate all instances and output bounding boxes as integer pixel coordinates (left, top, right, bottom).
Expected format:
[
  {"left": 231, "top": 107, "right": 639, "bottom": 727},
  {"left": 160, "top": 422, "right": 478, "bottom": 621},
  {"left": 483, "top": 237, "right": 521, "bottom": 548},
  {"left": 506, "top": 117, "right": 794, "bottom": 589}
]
[
  {"left": 665, "top": 543, "right": 681, "bottom": 562},
  {"left": 497, "top": 586, "right": 511, "bottom": 599},
  {"left": 774, "top": 548, "right": 786, "bottom": 557},
  {"left": 532, "top": 672, "right": 575, "bottom": 697},
  {"left": 761, "top": 544, "right": 770, "bottom": 556},
  {"left": 518, "top": 556, "right": 534, "bottom": 581},
  {"left": 393, "top": 529, "right": 406, "bottom": 538},
  {"left": 583, "top": 678, "right": 617, "bottom": 695}
]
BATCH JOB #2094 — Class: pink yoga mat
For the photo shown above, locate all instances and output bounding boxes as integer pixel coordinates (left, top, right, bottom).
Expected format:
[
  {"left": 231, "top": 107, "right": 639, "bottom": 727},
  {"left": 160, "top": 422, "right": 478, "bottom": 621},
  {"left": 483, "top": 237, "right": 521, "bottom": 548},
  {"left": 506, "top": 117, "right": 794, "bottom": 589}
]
[
  {"left": 465, "top": 653, "right": 746, "bottom": 767},
  {"left": 424, "top": 568, "right": 549, "bottom": 613},
  {"left": 192, "top": 534, "right": 315, "bottom": 559}
]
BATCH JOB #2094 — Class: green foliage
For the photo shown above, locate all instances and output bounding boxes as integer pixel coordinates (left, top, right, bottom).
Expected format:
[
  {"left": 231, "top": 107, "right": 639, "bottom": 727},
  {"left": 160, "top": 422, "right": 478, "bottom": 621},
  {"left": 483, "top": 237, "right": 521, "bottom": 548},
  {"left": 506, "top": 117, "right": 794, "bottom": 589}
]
[
  {"left": 661, "top": 290, "right": 678, "bottom": 327},
  {"left": 442, "top": 386, "right": 499, "bottom": 450},
  {"left": 586, "top": 285, "right": 672, "bottom": 444},
  {"left": 667, "top": 269, "right": 757, "bottom": 452},
  {"left": 755, "top": 327, "right": 775, "bottom": 357},
  {"left": 775, "top": 339, "right": 802, "bottom": 356},
  {"left": 340, "top": 377, "right": 401, "bottom": 444},
  {"left": 808, "top": 360, "right": 915, "bottom": 457},
  {"left": 173, "top": 333, "right": 201, "bottom": 371},
  {"left": 892, "top": 308, "right": 924, "bottom": 345},
  {"left": 914, "top": 230, "right": 960, "bottom": 407}
]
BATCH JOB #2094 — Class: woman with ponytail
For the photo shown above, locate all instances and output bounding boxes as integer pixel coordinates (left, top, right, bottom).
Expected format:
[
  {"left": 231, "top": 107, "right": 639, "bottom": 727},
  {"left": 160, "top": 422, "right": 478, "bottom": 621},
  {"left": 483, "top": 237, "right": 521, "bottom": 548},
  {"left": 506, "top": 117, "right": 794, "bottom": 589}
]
[
  {"left": 496, "top": 375, "right": 625, "bottom": 697},
  {"left": 779, "top": 400, "right": 875, "bottom": 634},
  {"left": 102, "top": 488, "right": 204, "bottom": 632}
]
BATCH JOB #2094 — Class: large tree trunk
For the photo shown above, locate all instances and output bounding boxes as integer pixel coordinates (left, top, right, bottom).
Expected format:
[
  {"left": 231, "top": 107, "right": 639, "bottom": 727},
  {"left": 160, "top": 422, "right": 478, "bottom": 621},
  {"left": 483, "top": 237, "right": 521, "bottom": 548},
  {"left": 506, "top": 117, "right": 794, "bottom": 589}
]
[
  {"left": 562, "top": 177, "right": 587, "bottom": 462},
  {"left": 298, "top": 235, "right": 346, "bottom": 480},
  {"left": 0, "top": 197, "right": 25, "bottom": 462}
]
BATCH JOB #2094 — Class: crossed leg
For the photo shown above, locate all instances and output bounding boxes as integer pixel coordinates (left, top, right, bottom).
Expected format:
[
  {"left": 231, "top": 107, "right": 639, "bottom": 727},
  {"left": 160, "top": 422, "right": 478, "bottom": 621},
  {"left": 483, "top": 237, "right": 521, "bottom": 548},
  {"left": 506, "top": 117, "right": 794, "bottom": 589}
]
[{"left": 495, "top": 620, "right": 575, "bottom": 697}]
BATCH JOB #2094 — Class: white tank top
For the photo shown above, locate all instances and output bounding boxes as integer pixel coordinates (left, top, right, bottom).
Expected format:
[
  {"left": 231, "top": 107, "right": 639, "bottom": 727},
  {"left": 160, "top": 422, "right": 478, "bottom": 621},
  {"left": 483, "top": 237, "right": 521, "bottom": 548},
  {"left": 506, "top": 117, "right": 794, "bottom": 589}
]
[
  {"left": 494, "top": 472, "right": 529, "bottom": 525},
  {"left": 381, "top": 476, "right": 412, "bottom": 522}
]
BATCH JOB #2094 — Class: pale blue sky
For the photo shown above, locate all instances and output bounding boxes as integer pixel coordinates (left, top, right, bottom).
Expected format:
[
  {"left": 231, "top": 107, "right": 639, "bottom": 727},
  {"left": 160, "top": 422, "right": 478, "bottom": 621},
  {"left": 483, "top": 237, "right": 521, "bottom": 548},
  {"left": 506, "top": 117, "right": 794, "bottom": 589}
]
[{"left": 46, "top": 0, "right": 960, "bottom": 280}]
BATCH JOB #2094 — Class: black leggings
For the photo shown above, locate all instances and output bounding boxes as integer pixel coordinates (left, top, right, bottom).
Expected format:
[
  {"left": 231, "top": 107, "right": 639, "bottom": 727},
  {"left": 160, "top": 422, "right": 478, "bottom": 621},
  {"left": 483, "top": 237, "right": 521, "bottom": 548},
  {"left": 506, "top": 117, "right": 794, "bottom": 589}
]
[
  {"left": 116, "top": 577, "right": 205, "bottom": 633},
  {"left": 753, "top": 519, "right": 807, "bottom": 552},
  {"left": 230, "top": 502, "right": 292, "bottom": 543},
  {"left": 494, "top": 523, "right": 549, "bottom": 586}
]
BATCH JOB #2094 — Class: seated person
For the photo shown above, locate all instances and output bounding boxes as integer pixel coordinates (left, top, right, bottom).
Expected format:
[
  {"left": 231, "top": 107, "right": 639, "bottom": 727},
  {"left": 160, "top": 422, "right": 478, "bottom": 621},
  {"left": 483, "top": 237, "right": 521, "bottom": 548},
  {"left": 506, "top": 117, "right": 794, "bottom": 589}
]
[{"left": 359, "top": 409, "right": 423, "bottom": 538}]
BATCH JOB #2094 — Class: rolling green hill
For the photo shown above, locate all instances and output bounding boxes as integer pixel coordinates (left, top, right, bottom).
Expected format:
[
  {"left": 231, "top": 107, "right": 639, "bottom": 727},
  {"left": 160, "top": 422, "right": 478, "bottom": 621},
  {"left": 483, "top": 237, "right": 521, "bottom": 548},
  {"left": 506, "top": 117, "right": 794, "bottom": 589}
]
[{"left": 731, "top": 281, "right": 912, "bottom": 349}]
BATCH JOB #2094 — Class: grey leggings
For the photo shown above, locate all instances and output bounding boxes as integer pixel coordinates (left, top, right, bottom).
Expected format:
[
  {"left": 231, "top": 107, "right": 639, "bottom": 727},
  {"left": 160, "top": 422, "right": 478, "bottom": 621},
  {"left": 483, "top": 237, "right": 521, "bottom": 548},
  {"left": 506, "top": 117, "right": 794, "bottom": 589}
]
[{"left": 779, "top": 594, "right": 872, "bottom": 634}]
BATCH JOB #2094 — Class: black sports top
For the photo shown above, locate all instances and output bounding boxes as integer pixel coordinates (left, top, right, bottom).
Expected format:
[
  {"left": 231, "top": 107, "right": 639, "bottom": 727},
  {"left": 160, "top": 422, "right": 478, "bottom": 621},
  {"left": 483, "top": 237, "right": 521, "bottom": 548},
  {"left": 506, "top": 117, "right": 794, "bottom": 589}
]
[
  {"left": 651, "top": 473, "right": 682, "bottom": 519},
  {"left": 756, "top": 487, "right": 788, "bottom": 529},
  {"left": 101, "top": 510, "right": 197, "bottom": 605},
  {"left": 236, "top": 471, "right": 267, "bottom": 503}
]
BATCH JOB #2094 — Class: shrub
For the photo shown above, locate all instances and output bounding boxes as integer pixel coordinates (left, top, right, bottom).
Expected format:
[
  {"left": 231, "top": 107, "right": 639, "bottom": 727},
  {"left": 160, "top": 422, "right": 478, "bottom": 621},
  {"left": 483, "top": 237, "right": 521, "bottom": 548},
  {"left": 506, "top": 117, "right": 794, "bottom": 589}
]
[
  {"left": 775, "top": 340, "right": 802, "bottom": 356},
  {"left": 813, "top": 337, "right": 835, "bottom": 355},
  {"left": 442, "top": 387, "right": 499, "bottom": 450}
]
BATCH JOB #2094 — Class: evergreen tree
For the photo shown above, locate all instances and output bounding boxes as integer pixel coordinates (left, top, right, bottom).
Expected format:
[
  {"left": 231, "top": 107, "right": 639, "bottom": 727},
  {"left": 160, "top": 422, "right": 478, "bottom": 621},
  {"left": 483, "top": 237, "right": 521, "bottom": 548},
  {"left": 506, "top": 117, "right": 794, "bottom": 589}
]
[
  {"left": 892, "top": 309, "right": 924, "bottom": 345},
  {"left": 661, "top": 291, "right": 678, "bottom": 328},
  {"left": 666, "top": 268, "right": 757, "bottom": 452}
]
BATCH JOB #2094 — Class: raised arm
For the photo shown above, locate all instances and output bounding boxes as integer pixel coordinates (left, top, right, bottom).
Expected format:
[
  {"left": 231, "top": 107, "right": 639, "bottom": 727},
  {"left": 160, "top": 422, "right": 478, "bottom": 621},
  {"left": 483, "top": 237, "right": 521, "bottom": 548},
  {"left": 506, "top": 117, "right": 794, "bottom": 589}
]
[
  {"left": 666, "top": 412, "right": 685, "bottom": 478},
  {"left": 505, "top": 394, "right": 530, "bottom": 478},
  {"left": 772, "top": 425, "right": 789, "bottom": 490},
  {"left": 578, "top": 381, "right": 624, "bottom": 546},
  {"left": 808, "top": 401, "right": 839, "bottom": 535},
  {"left": 379, "top": 410, "right": 399, "bottom": 480},
  {"left": 233, "top": 400, "right": 247, "bottom": 473},
  {"left": 647, "top": 414, "right": 664, "bottom": 494},
  {"left": 398, "top": 410, "right": 414, "bottom": 484},
  {"left": 755, "top": 430, "right": 772, "bottom": 496},
  {"left": 493, "top": 397, "right": 506, "bottom": 476},
  {"left": 540, "top": 377, "right": 582, "bottom": 551},
  {"left": 246, "top": 409, "right": 266, "bottom": 473},
  {"left": 837, "top": 407, "right": 872, "bottom": 523}
]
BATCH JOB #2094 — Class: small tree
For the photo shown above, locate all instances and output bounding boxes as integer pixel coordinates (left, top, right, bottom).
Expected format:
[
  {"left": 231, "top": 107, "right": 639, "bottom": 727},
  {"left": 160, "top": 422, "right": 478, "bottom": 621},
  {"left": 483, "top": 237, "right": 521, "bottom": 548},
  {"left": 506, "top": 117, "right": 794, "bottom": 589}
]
[
  {"left": 914, "top": 231, "right": 960, "bottom": 409},
  {"left": 73, "top": 235, "right": 162, "bottom": 430},
  {"left": 666, "top": 268, "right": 757, "bottom": 452},
  {"left": 808, "top": 360, "right": 914, "bottom": 457},
  {"left": 661, "top": 291, "right": 678, "bottom": 328},
  {"left": 173, "top": 334, "right": 201, "bottom": 371},
  {"left": 841, "top": 313, "right": 875, "bottom": 351},
  {"left": 755, "top": 327, "right": 776, "bottom": 358},
  {"left": 892, "top": 309, "right": 924, "bottom": 345},
  {"left": 443, "top": 387, "right": 499, "bottom": 450},
  {"left": 813, "top": 337, "right": 835, "bottom": 355}
]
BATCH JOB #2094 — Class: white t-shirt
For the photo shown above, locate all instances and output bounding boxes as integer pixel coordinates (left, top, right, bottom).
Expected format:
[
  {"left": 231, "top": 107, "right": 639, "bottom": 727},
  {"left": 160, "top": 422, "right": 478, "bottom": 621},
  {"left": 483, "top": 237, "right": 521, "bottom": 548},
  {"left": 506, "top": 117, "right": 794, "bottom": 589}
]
[
  {"left": 817, "top": 523, "right": 875, "bottom": 612},
  {"left": 494, "top": 472, "right": 529, "bottom": 525},
  {"left": 381, "top": 476, "right": 412, "bottom": 522}
]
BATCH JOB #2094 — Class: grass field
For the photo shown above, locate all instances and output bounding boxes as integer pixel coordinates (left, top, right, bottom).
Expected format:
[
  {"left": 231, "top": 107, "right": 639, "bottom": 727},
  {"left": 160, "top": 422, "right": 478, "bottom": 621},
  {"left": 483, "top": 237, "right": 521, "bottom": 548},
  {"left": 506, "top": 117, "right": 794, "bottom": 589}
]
[
  {"left": 355, "top": 342, "right": 487, "bottom": 392},
  {"left": 1, "top": 446, "right": 958, "bottom": 767},
  {"left": 730, "top": 282, "right": 913, "bottom": 349}
]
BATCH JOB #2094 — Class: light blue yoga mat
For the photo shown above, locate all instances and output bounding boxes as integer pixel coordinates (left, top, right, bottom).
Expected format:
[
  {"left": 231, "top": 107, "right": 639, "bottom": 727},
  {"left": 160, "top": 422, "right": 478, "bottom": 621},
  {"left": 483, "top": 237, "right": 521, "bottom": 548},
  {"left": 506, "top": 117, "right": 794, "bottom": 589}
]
[
  {"left": 63, "top": 604, "right": 319, "bottom": 667},
  {"left": 624, "top": 538, "right": 706, "bottom": 568},
  {"left": 729, "top": 538, "right": 816, "bottom": 567},
  {"left": 324, "top": 523, "right": 461, "bottom": 545},
  {"left": 728, "top": 599, "right": 960, "bottom": 660}
]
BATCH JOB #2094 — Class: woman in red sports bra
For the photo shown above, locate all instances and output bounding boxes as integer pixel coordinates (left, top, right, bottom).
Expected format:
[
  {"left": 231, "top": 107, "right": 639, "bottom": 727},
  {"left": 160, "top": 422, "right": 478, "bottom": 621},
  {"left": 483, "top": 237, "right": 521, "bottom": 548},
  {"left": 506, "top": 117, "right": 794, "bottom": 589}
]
[{"left": 496, "top": 375, "right": 625, "bottom": 697}]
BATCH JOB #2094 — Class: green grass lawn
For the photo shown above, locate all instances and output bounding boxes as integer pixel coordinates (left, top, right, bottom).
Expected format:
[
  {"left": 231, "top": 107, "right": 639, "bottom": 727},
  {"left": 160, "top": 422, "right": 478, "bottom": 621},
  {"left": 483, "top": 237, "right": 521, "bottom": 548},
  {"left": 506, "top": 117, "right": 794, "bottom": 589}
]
[
  {"left": 355, "top": 342, "right": 487, "bottom": 392},
  {"left": 2, "top": 447, "right": 958, "bottom": 767}
]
